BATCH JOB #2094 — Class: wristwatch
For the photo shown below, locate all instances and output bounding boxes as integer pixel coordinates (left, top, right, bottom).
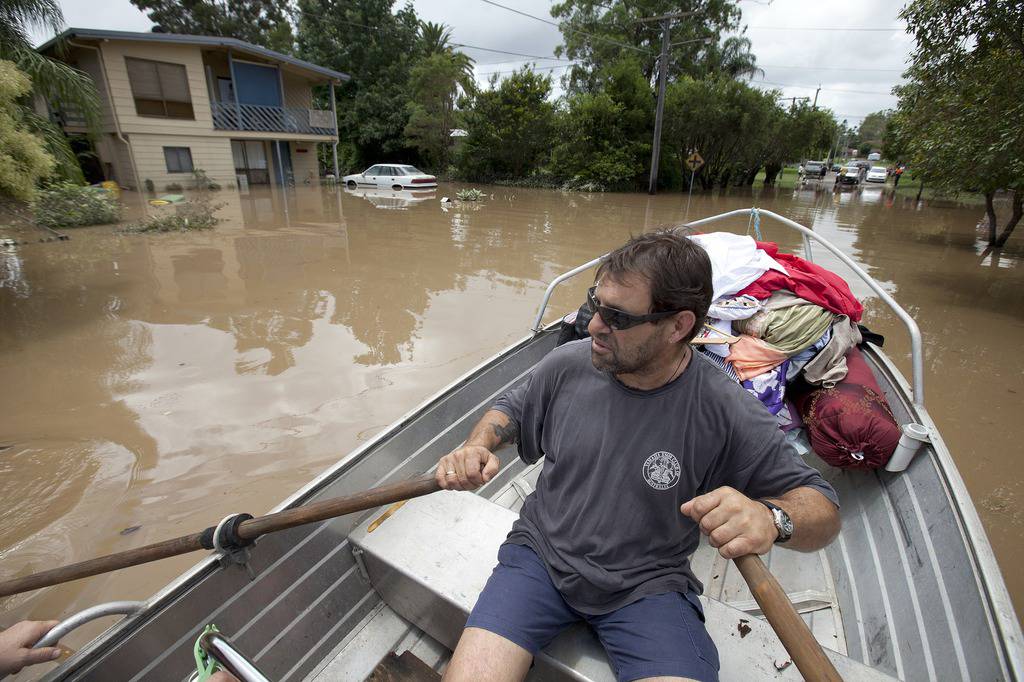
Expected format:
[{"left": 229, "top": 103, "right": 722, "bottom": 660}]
[{"left": 758, "top": 500, "right": 794, "bottom": 544}]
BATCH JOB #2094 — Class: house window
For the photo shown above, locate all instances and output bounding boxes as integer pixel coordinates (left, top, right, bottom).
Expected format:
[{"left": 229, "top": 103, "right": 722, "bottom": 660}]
[
  {"left": 126, "top": 57, "right": 194, "bottom": 119},
  {"left": 164, "top": 147, "right": 194, "bottom": 173}
]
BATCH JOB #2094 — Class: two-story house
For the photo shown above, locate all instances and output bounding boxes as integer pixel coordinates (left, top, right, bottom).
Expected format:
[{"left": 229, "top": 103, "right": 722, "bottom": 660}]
[{"left": 37, "top": 28, "right": 349, "bottom": 191}]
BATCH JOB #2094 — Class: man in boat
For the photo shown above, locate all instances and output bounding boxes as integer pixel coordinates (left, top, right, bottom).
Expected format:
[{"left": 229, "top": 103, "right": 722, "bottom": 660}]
[{"left": 435, "top": 231, "right": 840, "bottom": 682}]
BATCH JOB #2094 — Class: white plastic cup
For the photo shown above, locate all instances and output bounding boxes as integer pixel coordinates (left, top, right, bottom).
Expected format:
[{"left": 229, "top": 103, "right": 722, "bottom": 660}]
[{"left": 885, "top": 423, "right": 930, "bottom": 473}]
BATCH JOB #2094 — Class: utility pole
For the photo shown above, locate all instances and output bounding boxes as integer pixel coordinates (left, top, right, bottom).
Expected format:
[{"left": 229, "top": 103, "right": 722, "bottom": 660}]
[
  {"left": 829, "top": 118, "right": 848, "bottom": 164},
  {"left": 648, "top": 19, "right": 671, "bottom": 195},
  {"left": 813, "top": 84, "right": 821, "bottom": 109},
  {"left": 642, "top": 11, "right": 694, "bottom": 195}
]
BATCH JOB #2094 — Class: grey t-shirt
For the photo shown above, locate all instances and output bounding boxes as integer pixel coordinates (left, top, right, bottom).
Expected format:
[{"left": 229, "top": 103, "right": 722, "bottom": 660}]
[{"left": 494, "top": 339, "right": 839, "bottom": 616}]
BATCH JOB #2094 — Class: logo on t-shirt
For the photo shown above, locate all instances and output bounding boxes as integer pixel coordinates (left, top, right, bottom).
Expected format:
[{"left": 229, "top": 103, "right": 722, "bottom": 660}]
[{"left": 642, "top": 451, "right": 681, "bottom": 490}]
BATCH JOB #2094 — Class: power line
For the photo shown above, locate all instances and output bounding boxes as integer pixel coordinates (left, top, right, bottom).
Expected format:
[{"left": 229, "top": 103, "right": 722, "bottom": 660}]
[
  {"left": 452, "top": 43, "right": 574, "bottom": 61},
  {"left": 475, "top": 57, "right": 574, "bottom": 65},
  {"left": 758, "top": 64, "right": 904, "bottom": 73},
  {"left": 746, "top": 78, "right": 896, "bottom": 96},
  {"left": 475, "top": 63, "right": 574, "bottom": 77},
  {"left": 476, "top": 0, "right": 651, "bottom": 55},
  {"left": 747, "top": 25, "right": 904, "bottom": 32}
]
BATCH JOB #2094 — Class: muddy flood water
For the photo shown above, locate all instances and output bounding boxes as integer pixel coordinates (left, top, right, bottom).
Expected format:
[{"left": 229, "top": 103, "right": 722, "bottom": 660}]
[{"left": 1, "top": 181, "right": 1022, "bottom": 672}]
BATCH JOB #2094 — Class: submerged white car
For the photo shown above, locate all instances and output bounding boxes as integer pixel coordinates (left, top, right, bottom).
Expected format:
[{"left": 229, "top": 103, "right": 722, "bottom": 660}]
[
  {"left": 866, "top": 166, "right": 888, "bottom": 183},
  {"left": 343, "top": 164, "right": 437, "bottom": 190}
]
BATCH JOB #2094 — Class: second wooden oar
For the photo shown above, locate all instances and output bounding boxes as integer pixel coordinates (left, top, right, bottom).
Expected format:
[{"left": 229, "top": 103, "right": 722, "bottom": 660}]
[
  {"left": 0, "top": 475, "right": 442, "bottom": 599},
  {"left": 734, "top": 554, "right": 842, "bottom": 681}
]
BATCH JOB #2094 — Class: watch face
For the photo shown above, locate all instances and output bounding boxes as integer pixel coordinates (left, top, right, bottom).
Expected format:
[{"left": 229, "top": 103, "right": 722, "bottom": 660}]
[{"left": 773, "top": 508, "right": 794, "bottom": 540}]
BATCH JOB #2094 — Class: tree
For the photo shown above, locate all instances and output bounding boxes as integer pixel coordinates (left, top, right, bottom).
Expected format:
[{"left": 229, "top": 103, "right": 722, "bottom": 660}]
[
  {"left": 1, "top": 0, "right": 100, "bottom": 182},
  {"left": 296, "top": 0, "right": 421, "bottom": 170},
  {"left": 661, "top": 76, "right": 778, "bottom": 189},
  {"left": 130, "top": 0, "right": 295, "bottom": 53},
  {"left": 404, "top": 52, "right": 474, "bottom": 169},
  {"left": 892, "top": 0, "right": 1024, "bottom": 246},
  {"left": 699, "top": 35, "right": 762, "bottom": 79},
  {"left": 760, "top": 105, "right": 837, "bottom": 185},
  {"left": 550, "top": 57, "right": 651, "bottom": 189},
  {"left": 855, "top": 109, "right": 891, "bottom": 151},
  {"left": 0, "top": 60, "right": 56, "bottom": 200},
  {"left": 550, "top": 0, "right": 755, "bottom": 92},
  {"left": 455, "top": 68, "right": 555, "bottom": 180},
  {"left": 417, "top": 21, "right": 475, "bottom": 84}
]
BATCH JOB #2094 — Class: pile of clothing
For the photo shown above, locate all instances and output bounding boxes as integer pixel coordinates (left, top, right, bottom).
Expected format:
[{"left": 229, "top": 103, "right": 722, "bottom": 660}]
[
  {"left": 690, "top": 233, "right": 900, "bottom": 469},
  {"left": 691, "top": 232, "right": 863, "bottom": 416}
]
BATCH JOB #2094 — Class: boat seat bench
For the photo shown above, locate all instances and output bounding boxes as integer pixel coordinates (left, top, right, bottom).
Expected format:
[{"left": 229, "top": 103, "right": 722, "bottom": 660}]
[{"left": 348, "top": 490, "right": 897, "bottom": 681}]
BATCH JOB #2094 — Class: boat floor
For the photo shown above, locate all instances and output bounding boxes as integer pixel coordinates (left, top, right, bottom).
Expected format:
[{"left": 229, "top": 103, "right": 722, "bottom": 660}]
[{"left": 306, "top": 438, "right": 845, "bottom": 682}]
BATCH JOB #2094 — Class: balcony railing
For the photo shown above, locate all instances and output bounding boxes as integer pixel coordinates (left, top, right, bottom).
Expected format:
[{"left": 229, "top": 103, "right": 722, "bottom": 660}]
[{"left": 211, "top": 102, "right": 336, "bottom": 136}]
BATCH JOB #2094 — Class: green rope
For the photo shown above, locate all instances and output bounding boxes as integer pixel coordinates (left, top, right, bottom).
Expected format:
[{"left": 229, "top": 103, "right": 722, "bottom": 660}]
[{"left": 192, "top": 624, "right": 223, "bottom": 682}]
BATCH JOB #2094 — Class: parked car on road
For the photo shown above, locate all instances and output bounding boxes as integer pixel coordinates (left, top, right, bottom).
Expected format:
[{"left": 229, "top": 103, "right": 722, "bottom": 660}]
[
  {"left": 803, "top": 160, "right": 827, "bottom": 178},
  {"left": 866, "top": 166, "right": 888, "bottom": 183},
  {"left": 343, "top": 164, "right": 437, "bottom": 190},
  {"left": 837, "top": 165, "right": 862, "bottom": 185}
]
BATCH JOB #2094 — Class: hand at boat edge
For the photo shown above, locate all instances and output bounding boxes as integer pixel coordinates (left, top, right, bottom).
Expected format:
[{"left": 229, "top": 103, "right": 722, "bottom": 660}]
[
  {"left": 680, "top": 486, "right": 777, "bottom": 559},
  {"left": 0, "top": 620, "right": 62, "bottom": 676},
  {"left": 436, "top": 446, "right": 499, "bottom": 491}
]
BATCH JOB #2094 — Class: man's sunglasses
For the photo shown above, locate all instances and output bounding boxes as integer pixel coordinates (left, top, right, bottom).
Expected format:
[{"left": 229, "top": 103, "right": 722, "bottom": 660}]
[{"left": 586, "top": 287, "right": 683, "bottom": 331}]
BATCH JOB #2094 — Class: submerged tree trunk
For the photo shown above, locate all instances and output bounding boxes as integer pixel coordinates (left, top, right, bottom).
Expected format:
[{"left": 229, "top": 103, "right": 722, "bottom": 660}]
[
  {"left": 994, "top": 190, "right": 1023, "bottom": 247},
  {"left": 916, "top": 180, "right": 924, "bottom": 202},
  {"left": 985, "top": 192, "right": 999, "bottom": 245},
  {"left": 763, "top": 163, "right": 782, "bottom": 186}
]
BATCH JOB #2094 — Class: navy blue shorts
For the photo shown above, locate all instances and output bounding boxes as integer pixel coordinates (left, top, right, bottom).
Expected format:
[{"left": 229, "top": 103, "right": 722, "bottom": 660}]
[{"left": 466, "top": 543, "right": 720, "bottom": 682}]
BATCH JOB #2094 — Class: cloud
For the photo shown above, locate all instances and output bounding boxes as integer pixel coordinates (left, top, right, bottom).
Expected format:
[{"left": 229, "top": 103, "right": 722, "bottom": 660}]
[{"left": 33, "top": 0, "right": 913, "bottom": 123}]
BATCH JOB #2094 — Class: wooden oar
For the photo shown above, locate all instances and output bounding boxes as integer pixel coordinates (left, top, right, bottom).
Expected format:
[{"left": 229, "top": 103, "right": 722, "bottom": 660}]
[
  {"left": 734, "top": 554, "right": 842, "bottom": 681},
  {"left": 0, "top": 475, "right": 442, "bottom": 599},
  {"left": 2, "top": 474, "right": 841, "bottom": 682}
]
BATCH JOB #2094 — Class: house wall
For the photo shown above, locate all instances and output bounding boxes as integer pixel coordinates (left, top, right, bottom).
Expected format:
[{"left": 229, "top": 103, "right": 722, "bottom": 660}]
[
  {"left": 65, "top": 46, "right": 117, "bottom": 132},
  {"left": 129, "top": 134, "right": 235, "bottom": 190},
  {"left": 93, "top": 134, "right": 135, "bottom": 186},
  {"left": 290, "top": 141, "right": 320, "bottom": 184},
  {"left": 47, "top": 38, "right": 338, "bottom": 189},
  {"left": 98, "top": 40, "right": 215, "bottom": 135}
]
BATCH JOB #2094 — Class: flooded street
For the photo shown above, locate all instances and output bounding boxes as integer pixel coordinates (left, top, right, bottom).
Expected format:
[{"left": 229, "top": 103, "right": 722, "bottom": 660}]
[{"left": 2, "top": 181, "right": 1022, "bottom": 660}]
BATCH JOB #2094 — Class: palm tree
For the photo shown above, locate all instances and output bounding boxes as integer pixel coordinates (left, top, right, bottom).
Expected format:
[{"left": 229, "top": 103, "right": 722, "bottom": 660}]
[
  {"left": 703, "top": 36, "right": 763, "bottom": 80},
  {"left": 419, "top": 21, "right": 452, "bottom": 55},
  {"left": 418, "top": 20, "right": 475, "bottom": 90},
  {"left": 1, "top": 0, "right": 101, "bottom": 181}
]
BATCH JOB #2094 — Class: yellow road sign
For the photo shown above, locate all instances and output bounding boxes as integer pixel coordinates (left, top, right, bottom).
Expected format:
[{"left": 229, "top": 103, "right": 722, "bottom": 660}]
[{"left": 686, "top": 152, "right": 704, "bottom": 172}]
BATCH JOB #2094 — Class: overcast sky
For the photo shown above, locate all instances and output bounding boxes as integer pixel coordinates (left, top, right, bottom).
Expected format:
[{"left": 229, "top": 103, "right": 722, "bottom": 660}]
[{"left": 32, "top": 0, "right": 912, "bottom": 127}]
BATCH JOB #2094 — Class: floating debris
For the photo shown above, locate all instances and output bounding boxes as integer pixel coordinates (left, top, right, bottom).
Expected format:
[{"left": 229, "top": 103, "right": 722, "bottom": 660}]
[
  {"left": 738, "top": 619, "right": 751, "bottom": 638},
  {"left": 120, "top": 526, "right": 141, "bottom": 536},
  {"left": 774, "top": 659, "right": 792, "bottom": 671}
]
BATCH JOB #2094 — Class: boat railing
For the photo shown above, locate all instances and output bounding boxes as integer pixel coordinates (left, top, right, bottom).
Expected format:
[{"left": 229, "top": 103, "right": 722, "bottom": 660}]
[{"left": 530, "top": 207, "right": 925, "bottom": 408}]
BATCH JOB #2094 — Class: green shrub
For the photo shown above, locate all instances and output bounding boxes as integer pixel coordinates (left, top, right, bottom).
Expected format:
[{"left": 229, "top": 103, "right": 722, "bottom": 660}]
[
  {"left": 191, "top": 169, "right": 220, "bottom": 191},
  {"left": 124, "top": 195, "right": 220, "bottom": 233},
  {"left": 455, "top": 188, "right": 484, "bottom": 201},
  {"left": 165, "top": 182, "right": 183, "bottom": 192},
  {"left": 32, "top": 183, "right": 120, "bottom": 228}
]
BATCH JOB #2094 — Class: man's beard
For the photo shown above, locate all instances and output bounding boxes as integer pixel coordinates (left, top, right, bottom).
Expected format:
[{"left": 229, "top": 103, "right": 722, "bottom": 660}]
[{"left": 590, "top": 328, "right": 665, "bottom": 376}]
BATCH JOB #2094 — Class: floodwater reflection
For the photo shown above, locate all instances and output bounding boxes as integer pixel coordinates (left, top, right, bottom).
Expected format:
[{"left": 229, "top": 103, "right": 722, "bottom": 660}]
[
  {"left": 344, "top": 186, "right": 437, "bottom": 210},
  {"left": 0, "top": 182, "right": 1021, "bottom": 671}
]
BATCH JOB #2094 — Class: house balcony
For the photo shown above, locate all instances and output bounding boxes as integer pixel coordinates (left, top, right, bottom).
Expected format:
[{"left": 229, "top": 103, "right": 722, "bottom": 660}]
[{"left": 211, "top": 101, "right": 336, "bottom": 136}]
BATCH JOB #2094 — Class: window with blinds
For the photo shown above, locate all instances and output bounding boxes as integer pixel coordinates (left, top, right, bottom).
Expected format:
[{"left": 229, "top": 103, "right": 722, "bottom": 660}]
[{"left": 126, "top": 57, "right": 194, "bottom": 119}]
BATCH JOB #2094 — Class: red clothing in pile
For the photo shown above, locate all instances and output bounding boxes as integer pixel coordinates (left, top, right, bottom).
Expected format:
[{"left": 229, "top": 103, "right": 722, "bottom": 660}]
[{"left": 738, "top": 242, "right": 863, "bottom": 322}]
